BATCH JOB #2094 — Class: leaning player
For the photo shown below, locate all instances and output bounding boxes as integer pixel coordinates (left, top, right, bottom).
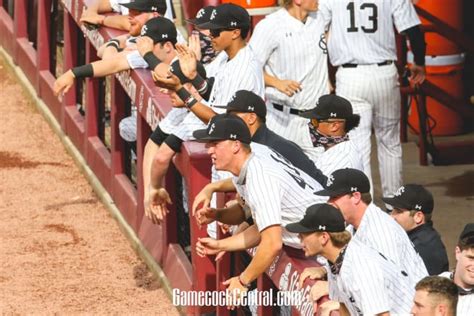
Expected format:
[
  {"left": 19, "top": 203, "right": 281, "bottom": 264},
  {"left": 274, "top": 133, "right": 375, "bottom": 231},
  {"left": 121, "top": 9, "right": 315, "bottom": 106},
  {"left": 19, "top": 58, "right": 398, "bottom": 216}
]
[
  {"left": 192, "top": 114, "right": 326, "bottom": 307},
  {"left": 287, "top": 203, "right": 418, "bottom": 315},
  {"left": 249, "top": 0, "right": 330, "bottom": 161},
  {"left": 147, "top": 4, "right": 265, "bottom": 222},
  {"left": 318, "top": 0, "right": 426, "bottom": 200}
]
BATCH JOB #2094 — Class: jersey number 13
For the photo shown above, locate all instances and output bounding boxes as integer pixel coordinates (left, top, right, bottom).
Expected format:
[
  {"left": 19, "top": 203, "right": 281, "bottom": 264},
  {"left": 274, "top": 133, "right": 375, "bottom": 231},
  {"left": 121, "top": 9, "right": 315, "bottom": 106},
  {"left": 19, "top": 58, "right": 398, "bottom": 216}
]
[{"left": 347, "top": 2, "right": 378, "bottom": 33}]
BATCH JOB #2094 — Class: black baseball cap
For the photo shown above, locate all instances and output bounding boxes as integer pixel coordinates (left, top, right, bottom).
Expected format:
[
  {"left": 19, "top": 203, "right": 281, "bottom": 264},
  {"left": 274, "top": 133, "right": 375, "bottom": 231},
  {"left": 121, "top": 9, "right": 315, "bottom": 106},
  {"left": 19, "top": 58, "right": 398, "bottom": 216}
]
[
  {"left": 193, "top": 113, "right": 251, "bottom": 144},
  {"left": 186, "top": 6, "right": 216, "bottom": 26},
  {"left": 301, "top": 95, "right": 354, "bottom": 120},
  {"left": 286, "top": 203, "right": 346, "bottom": 234},
  {"left": 460, "top": 223, "right": 474, "bottom": 240},
  {"left": 121, "top": 0, "right": 167, "bottom": 14},
  {"left": 198, "top": 3, "right": 250, "bottom": 30},
  {"left": 214, "top": 90, "right": 266, "bottom": 122},
  {"left": 316, "top": 168, "right": 370, "bottom": 197},
  {"left": 382, "top": 184, "right": 434, "bottom": 213},
  {"left": 140, "top": 17, "right": 177, "bottom": 44},
  {"left": 170, "top": 60, "right": 206, "bottom": 84}
]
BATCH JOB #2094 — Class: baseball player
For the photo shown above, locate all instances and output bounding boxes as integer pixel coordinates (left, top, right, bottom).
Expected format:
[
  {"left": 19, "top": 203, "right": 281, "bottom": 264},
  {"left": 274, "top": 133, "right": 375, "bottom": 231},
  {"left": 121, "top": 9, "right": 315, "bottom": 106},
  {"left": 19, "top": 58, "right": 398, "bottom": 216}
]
[
  {"left": 185, "top": 5, "right": 218, "bottom": 65},
  {"left": 299, "top": 94, "right": 364, "bottom": 177},
  {"left": 249, "top": 0, "right": 329, "bottom": 161},
  {"left": 314, "top": 168, "right": 428, "bottom": 284},
  {"left": 147, "top": 4, "right": 265, "bottom": 221},
  {"left": 412, "top": 276, "right": 458, "bottom": 316},
  {"left": 318, "top": 0, "right": 427, "bottom": 199},
  {"left": 53, "top": 16, "right": 177, "bottom": 96},
  {"left": 80, "top": 0, "right": 175, "bottom": 31},
  {"left": 191, "top": 114, "right": 326, "bottom": 303},
  {"left": 439, "top": 223, "right": 474, "bottom": 315},
  {"left": 384, "top": 184, "right": 449, "bottom": 275},
  {"left": 286, "top": 203, "right": 417, "bottom": 315}
]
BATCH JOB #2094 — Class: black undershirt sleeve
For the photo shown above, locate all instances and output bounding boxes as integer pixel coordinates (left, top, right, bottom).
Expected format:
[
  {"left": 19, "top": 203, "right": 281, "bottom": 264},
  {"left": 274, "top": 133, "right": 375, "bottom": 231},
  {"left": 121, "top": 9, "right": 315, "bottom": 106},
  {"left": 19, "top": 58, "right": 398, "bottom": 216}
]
[{"left": 403, "top": 25, "right": 426, "bottom": 66}]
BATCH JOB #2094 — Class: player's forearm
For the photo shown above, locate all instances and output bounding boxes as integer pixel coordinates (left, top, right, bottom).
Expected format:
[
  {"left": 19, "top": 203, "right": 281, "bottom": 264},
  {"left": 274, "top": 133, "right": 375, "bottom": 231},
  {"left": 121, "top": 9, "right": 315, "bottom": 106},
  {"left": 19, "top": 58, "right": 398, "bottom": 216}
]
[
  {"left": 239, "top": 227, "right": 282, "bottom": 284},
  {"left": 215, "top": 203, "right": 246, "bottom": 225},
  {"left": 404, "top": 25, "right": 426, "bottom": 66},
  {"left": 143, "top": 140, "right": 160, "bottom": 191},
  {"left": 207, "top": 178, "right": 236, "bottom": 193},
  {"left": 150, "top": 155, "right": 168, "bottom": 189},
  {"left": 102, "top": 15, "right": 130, "bottom": 31},
  {"left": 188, "top": 103, "right": 217, "bottom": 124},
  {"left": 264, "top": 72, "right": 280, "bottom": 88},
  {"left": 90, "top": 56, "right": 130, "bottom": 77},
  {"left": 218, "top": 224, "right": 261, "bottom": 251}
]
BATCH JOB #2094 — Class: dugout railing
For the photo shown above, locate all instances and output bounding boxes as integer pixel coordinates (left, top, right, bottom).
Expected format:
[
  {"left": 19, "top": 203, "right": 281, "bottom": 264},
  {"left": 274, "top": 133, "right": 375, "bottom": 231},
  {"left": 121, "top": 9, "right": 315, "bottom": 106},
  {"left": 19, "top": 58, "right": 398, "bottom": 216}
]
[{"left": 0, "top": 0, "right": 334, "bottom": 315}]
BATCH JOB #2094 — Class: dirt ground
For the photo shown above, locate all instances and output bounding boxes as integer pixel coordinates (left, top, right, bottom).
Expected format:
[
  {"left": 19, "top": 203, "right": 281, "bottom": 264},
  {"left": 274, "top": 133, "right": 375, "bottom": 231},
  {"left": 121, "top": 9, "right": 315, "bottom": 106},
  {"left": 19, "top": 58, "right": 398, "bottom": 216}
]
[{"left": 0, "top": 56, "right": 179, "bottom": 314}]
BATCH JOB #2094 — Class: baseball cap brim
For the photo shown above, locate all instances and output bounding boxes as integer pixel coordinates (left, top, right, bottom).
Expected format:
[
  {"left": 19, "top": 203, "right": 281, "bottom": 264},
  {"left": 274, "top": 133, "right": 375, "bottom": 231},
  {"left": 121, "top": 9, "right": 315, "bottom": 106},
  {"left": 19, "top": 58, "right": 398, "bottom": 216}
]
[
  {"left": 185, "top": 17, "right": 200, "bottom": 25},
  {"left": 299, "top": 110, "right": 322, "bottom": 119},
  {"left": 315, "top": 188, "right": 348, "bottom": 197},
  {"left": 192, "top": 129, "right": 223, "bottom": 142},
  {"left": 285, "top": 222, "right": 318, "bottom": 234},
  {"left": 197, "top": 21, "right": 226, "bottom": 30},
  {"left": 381, "top": 196, "right": 413, "bottom": 210}
]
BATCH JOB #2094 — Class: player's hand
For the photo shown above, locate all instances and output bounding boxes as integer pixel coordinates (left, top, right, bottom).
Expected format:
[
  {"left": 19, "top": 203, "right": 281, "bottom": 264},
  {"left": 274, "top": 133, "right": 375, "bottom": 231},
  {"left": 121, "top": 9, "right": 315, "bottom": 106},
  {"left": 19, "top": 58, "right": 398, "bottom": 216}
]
[
  {"left": 152, "top": 70, "right": 182, "bottom": 91},
  {"left": 409, "top": 64, "right": 426, "bottom": 85},
  {"left": 80, "top": 13, "right": 104, "bottom": 26},
  {"left": 196, "top": 237, "right": 222, "bottom": 257},
  {"left": 192, "top": 184, "right": 215, "bottom": 216},
  {"left": 147, "top": 186, "right": 172, "bottom": 224},
  {"left": 299, "top": 266, "right": 327, "bottom": 289},
  {"left": 275, "top": 79, "right": 301, "bottom": 97},
  {"left": 136, "top": 36, "right": 155, "bottom": 57},
  {"left": 176, "top": 43, "right": 198, "bottom": 80},
  {"left": 195, "top": 207, "right": 219, "bottom": 227},
  {"left": 188, "top": 32, "right": 202, "bottom": 62},
  {"left": 222, "top": 276, "right": 248, "bottom": 310},
  {"left": 309, "top": 280, "right": 329, "bottom": 302},
  {"left": 54, "top": 70, "right": 75, "bottom": 97},
  {"left": 318, "top": 300, "right": 340, "bottom": 316},
  {"left": 218, "top": 222, "right": 231, "bottom": 234}
]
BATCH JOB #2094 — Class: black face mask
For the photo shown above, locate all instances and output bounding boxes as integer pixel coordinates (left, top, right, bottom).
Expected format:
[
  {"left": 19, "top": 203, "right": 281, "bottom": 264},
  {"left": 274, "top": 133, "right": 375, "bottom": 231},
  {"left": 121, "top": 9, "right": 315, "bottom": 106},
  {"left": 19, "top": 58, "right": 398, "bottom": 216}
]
[
  {"left": 308, "top": 123, "right": 349, "bottom": 148},
  {"left": 198, "top": 31, "right": 217, "bottom": 65}
]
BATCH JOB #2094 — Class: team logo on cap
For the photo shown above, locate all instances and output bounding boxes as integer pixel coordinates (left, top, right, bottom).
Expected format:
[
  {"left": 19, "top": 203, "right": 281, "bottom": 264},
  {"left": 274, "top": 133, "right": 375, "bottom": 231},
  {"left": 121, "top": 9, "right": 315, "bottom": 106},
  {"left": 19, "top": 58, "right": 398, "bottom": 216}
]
[
  {"left": 415, "top": 204, "right": 422, "bottom": 210},
  {"left": 196, "top": 8, "right": 205, "bottom": 18},
  {"left": 162, "top": 34, "right": 168, "bottom": 38},
  {"left": 151, "top": 6, "right": 157, "bottom": 11},
  {"left": 230, "top": 21, "right": 237, "bottom": 26},
  {"left": 351, "top": 187, "right": 358, "bottom": 192},
  {"left": 330, "top": 112, "right": 337, "bottom": 117},
  {"left": 319, "top": 225, "right": 326, "bottom": 231},
  {"left": 141, "top": 25, "right": 148, "bottom": 36},
  {"left": 208, "top": 123, "right": 215, "bottom": 135},
  {"left": 395, "top": 186, "right": 405, "bottom": 196},
  {"left": 248, "top": 106, "right": 254, "bottom": 111},
  {"left": 210, "top": 9, "right": 217, "bottom": 20},
  {"left": 230, "top": 134, "right": 237, "bottom": 139},
  {"left": 327, "top": 174, "right": 334, "bottom": 187}
]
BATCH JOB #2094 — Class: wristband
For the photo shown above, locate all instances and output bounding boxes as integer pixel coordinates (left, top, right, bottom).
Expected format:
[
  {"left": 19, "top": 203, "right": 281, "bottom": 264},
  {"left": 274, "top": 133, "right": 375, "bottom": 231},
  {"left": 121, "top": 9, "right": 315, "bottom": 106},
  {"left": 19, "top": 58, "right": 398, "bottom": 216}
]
[
  {"left": 106, "top": 39, "right": 120, "bottom": 50},
  {"left": 191, "top": 74, "right": 208, "bottom": 94},
  {"left": 238, "top": 275, "right": 250, "bottom": 288},
  {"left": 176, "top": 87, "right": 198, "bottom": 108},
  {"left": 143, "top": 51, "right": 162, "bottom": 70},
  {"left": 71, "top": 64, "right": 94, "bottom": 78}
]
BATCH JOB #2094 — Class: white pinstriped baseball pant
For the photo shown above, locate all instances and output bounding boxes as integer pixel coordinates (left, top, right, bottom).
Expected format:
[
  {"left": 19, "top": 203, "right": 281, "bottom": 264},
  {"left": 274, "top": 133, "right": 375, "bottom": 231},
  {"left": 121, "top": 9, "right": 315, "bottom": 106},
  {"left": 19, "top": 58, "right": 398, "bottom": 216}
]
[{"left": 336, "top": 63, "right": 402, "bottom": 198}]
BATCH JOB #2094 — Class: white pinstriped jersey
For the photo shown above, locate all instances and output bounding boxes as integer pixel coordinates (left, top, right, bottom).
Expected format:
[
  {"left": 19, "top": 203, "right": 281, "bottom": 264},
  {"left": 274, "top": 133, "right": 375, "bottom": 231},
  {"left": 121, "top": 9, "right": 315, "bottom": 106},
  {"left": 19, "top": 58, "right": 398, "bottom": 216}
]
[
  {"left": 249, "top": 8, "right": 329, "bottom": 109},
  {"left": 348, "top": 203, "right": 428, "bottom": 283},
  {"left": 232, "top": 143, "right": 327, "bottom": 248},
  {"left": 208, "top": 46, "right": 265, "bottom": 110},
  {"left": 315, "top": 140, "right": 364, "bottom": 176},
  {"left": 439, "top": 271, "right": 474, "bottom": 316},
  {"left": 328, "top": 238, "right": 415, "bottom": 315},
  {"left": 318, "top": 0, "right": 420, "bottom": 65}
]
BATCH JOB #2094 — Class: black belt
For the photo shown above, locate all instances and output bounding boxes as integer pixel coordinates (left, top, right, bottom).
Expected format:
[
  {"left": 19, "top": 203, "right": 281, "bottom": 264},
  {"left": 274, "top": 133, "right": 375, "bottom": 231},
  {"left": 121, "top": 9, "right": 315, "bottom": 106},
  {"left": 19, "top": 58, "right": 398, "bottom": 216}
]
[
  {"left": 272, "top": 103, "right": 306, "bottom": 115},
  {"left": 341, "top": 60, "right": 394, "bottom": 68}
]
